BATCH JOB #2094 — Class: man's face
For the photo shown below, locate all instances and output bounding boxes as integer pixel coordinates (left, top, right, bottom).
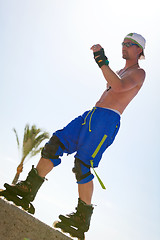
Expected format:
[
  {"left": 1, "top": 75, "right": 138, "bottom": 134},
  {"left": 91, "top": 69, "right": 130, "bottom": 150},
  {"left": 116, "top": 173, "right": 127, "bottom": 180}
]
[{"left": 122, "top": 39, "right": 141, "bottom": 60}]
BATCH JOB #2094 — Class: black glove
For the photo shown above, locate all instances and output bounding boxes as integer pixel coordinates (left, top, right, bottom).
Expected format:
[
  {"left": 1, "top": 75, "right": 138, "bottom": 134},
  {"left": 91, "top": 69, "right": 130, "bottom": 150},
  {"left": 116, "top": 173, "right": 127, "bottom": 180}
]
[{"left": 93, "top": 48, "right": 109, "bottom": 68}]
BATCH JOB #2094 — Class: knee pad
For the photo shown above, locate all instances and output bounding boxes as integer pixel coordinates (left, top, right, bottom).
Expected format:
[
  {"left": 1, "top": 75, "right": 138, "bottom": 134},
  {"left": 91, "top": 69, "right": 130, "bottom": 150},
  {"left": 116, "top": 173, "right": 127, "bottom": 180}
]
[
  {"left": 72, "top": 158, "right": 94, "bottom": 184},
  {"left": 41, "top": 135, "right": 65, "bottom": 167}
]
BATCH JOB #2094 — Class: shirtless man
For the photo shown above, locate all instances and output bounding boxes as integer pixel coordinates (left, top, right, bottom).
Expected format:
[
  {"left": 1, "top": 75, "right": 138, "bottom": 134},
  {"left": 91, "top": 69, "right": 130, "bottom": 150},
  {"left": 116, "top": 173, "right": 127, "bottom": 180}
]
[
  {"left": 5, "top": 33, "right": 146, "bottom": 238},
  {"left": 94, "top": 38, "right": 145, "bottom": 114}
]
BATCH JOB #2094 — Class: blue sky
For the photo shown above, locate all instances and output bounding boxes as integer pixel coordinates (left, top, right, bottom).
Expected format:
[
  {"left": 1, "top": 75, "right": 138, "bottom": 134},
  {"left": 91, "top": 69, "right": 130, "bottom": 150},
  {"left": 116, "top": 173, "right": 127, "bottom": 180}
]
[{"left": 0, "top": 1, "right": 160, "bottom": 239}]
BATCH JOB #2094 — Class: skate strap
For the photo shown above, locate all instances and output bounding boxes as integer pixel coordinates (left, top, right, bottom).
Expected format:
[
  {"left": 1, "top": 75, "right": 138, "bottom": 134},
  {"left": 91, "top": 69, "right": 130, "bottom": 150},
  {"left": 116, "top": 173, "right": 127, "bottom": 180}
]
[{"left": 90, "top": 160, "right": 106, "bottom": 190}]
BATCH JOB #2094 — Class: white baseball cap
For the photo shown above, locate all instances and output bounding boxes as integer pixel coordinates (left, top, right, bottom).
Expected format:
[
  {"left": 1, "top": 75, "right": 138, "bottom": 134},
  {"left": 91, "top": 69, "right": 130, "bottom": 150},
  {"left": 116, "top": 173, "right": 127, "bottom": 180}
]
[{"left": 124, "top": 33, "right": 146, "bottom": 59}]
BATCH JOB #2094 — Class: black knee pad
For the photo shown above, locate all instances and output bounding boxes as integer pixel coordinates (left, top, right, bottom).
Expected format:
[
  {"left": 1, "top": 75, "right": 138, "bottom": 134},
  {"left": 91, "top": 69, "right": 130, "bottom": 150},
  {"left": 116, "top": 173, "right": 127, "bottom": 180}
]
[
  {"left": 41, "top": 135, "right": 65, "bottom": 160},
  {"left": 72, "top": 158, "right": 94, "bottom": 184}
]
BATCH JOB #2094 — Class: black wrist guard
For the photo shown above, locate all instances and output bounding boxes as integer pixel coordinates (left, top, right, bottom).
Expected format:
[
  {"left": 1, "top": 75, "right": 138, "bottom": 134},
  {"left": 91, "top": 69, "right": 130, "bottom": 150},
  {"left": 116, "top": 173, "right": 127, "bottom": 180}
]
[{"left": 93, "top": 48, "right": 109, "bottom": 68}]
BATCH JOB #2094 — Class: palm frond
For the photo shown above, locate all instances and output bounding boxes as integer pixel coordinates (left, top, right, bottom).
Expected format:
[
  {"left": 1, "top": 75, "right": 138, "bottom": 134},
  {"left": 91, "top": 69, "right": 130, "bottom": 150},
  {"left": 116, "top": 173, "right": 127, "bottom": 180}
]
[
  {"left": 33, "top": 132, "right": 50, "bottom": 148},
  {"left": 30, "top": 147, "right": 43, "bottom": 157},
  {"left": 22, "top": 124, "right": 49, "bottom": 161},
  {"left": 13, "top": 128, "right": 20, "bottom": 150},
  {"left": 23, "top": 124, "right": 30, "bottom": 143},
  {"left": 28, "top": 132, "right": 49, "bottom": 158},
  {"left": 12, "top": 124, "right": 50, "bottom": 184}
]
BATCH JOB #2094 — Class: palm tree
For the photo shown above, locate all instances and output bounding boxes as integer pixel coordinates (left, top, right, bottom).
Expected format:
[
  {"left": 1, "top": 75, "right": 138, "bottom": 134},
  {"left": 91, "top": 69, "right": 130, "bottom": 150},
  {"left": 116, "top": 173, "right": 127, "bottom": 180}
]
[{"left": 12, "top": 124, "right": 50, "bottom": 184}]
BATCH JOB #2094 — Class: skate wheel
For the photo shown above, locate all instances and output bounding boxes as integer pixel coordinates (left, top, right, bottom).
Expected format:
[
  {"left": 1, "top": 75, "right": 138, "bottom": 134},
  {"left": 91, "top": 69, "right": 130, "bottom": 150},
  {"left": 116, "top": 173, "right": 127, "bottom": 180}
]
[
  {"left": 0, "top": 189, "right": 5, "bottom": 196},
  {"left": 53, "top": 220, "right": 85, "bottom": 239},
  {"left": 53, "top": 221, "right": 68, "bottom": 233},
  {"left": 53, "top": 220, "right": 59, "bottom": 228},
  {"left": 53, "top": 221, "right": 65, "bottom": 230},
  {"left": 27, "top": 203, "right": 35, "bottom": 214},
  {"left": 22, "top": 200, "right": 35, "bottom": 214}
]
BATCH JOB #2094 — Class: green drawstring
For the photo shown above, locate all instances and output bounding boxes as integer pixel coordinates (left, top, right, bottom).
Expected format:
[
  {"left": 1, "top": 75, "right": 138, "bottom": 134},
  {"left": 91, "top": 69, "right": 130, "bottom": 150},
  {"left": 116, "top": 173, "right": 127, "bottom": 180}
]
[
  {"left": 90, "top": 160, "right": 106, "bottom": 190},
  {"left": 90, "top": 134, "right": 107, "bottom": 189},
  {"left": 82, "top": 107, "right": 96, "bottom": 132},
  {"left": 82, "top": 109, "right": 92, "bottom": 126},
  {"left": 82, "top": 107, "right": 106, "bottom": 189},
  {"left": 89, "top": 108, "right": 96, "bottom": 132}
]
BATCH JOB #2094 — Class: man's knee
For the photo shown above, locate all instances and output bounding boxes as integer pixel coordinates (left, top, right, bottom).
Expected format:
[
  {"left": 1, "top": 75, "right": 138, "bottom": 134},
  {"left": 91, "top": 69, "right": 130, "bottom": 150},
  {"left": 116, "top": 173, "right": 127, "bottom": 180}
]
[
  {"left": 72, "top": 158, "right": 94, "bottom": 184},
  {"left": 41, "top": 135, "right": 65, "bottom": 167}
]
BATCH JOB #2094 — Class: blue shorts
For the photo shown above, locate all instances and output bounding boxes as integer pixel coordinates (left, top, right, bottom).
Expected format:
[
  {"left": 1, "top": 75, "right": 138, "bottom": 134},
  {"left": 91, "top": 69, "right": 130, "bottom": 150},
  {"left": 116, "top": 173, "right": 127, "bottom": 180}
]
[{"left": 54, "top": 107, "right": 121, "bottom": 168}]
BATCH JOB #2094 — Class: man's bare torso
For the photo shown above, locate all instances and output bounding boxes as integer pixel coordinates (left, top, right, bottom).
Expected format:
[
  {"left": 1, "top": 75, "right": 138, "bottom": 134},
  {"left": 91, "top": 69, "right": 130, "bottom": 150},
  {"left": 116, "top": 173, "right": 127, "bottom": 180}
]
[{"left": 95, "top": 67, "right": 145, "bottom": 114}]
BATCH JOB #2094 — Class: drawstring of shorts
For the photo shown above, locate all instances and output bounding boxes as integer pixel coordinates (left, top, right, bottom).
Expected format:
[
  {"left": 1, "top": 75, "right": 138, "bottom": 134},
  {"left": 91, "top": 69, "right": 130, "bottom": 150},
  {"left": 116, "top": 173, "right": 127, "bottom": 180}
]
[
  {"left": 90, "top": 160, "right": 106, "bottom": 190},
  {"left": 82, "top": 107, "right": 106, "bottom": 189},
  {"left": 82, "top": 107, "right": 96, "bottom": 132}
]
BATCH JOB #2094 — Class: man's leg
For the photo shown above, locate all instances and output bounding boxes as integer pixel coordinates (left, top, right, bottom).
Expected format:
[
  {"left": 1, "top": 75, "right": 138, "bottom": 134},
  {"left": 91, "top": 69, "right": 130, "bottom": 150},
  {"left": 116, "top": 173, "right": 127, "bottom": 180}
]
[
  {"left": 36, "top": 158, "right": 54, "bottom": 178},
  {"left": 72, "top": 158, "right": 94, "bottom": 204},
  {"left": 36, "top": 158, "right": 94, "bottom": 206},
  {"left": 57, "top": 158, "right": 94, "bottom": 234},
  {"left": 78, "top": 180, "right": 93, "bottom": 205},
  {"left": 4, "top": 135, "right": 65, "bottom": 203},
  {"left": 36, "top": 157, "right": 94, "bottom": 205},
  {"left": 58, "top": 179, "right": 94, "bottom": 234}
]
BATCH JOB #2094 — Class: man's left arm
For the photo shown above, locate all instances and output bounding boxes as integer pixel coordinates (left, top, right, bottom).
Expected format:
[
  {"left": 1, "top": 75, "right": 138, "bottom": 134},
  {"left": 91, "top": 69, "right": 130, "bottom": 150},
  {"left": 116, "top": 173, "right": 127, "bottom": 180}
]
[
  {"left": 100, "top": 65, "right": 145, "bottom": 92},
  {"left": 91, "top": 44, "right": 145, "bottom": 92}
]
